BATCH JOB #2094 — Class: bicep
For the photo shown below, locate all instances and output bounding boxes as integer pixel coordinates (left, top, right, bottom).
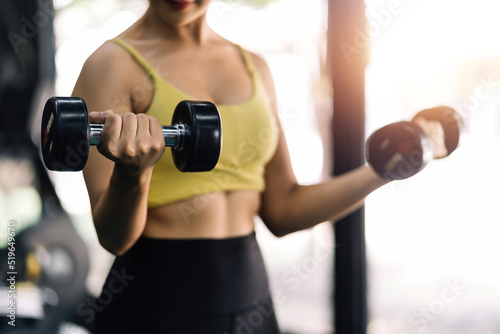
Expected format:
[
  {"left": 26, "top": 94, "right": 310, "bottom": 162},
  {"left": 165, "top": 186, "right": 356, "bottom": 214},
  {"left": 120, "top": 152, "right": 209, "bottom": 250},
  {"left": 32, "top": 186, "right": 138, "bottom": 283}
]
[
  {"left": 252, "top": 54, "right": 299, "bottom": 221},
  {"left": 71, "top": 44, "right": 133, "bottom": 209},
  {"left": 82, "top": 148, "right": 114, "bottom": 211},
  {"left": 259, "top": 123, "right": 299, "bottom": 222}
]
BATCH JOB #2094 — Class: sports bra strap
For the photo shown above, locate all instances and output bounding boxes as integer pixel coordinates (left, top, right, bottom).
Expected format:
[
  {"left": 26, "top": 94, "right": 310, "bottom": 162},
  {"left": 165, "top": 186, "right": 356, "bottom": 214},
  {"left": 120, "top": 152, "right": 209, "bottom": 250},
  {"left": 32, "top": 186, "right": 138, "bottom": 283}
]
[
  {"left": 111, "top": 37, "right": 160, "bottom": 80},
  {"left": 237, "top": 45, "right": 257, "bottom": 74}
]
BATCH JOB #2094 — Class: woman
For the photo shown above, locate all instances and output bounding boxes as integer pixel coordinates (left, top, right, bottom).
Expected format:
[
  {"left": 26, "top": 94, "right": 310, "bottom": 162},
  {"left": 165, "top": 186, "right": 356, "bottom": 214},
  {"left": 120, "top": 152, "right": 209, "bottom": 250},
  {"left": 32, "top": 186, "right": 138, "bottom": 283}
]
[{"left": 73, "top": 0, "right": 401, "bottom": 332}]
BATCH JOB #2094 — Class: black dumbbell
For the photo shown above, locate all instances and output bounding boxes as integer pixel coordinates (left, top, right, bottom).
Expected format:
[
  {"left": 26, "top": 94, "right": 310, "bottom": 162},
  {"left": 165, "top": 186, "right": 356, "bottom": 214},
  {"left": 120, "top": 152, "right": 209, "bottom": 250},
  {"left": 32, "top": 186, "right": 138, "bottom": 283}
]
[
  {"left": 41, "top": 97, "right": 222, "bottom": 172},
  {"left": 366, "top": 106, "right": 463, "bottom": 180}
]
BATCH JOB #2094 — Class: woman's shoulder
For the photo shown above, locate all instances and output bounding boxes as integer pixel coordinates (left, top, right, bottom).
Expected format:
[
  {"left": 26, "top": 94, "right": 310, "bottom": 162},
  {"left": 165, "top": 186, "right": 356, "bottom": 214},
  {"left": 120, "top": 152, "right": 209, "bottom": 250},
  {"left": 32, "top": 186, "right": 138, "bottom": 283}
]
[
  {"left": 75, "top": 38, "right": 144, "bottom": 100},
  {"left": 73, "top": 37, "right": 149, "bottom": 112},
  {"left": 238, "top": 46, "right": 276, "bottom": 104},
  {"left": 82, "top": 39, "right": 133, "bottom": 75}
]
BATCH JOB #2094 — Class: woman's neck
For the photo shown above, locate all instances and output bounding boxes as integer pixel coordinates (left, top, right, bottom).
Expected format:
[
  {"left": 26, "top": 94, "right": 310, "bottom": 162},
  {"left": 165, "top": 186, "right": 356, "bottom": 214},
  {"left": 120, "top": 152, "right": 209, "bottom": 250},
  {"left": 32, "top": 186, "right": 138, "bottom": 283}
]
[{"left": 135, "top": 8, "right": 214, "bottom": 45}]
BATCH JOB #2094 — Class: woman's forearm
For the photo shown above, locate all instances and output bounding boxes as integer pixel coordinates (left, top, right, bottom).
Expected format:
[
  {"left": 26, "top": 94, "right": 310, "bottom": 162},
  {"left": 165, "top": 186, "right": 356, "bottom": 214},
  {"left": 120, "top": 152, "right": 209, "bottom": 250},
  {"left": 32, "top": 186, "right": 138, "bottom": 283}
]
[
  {"left": 262, "top": 165, "right": 389, "bottom": 236},
  {"left": 92, "top": 166, "right": 152, "bottom": 255}
]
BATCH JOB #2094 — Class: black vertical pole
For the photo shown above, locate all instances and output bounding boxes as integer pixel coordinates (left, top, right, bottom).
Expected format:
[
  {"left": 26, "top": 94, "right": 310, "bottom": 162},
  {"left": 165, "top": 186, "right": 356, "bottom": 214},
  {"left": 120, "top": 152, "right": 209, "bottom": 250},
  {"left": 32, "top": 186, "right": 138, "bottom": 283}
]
[{"left": 327, "top": 0, "right": 368, "bottom": 333}]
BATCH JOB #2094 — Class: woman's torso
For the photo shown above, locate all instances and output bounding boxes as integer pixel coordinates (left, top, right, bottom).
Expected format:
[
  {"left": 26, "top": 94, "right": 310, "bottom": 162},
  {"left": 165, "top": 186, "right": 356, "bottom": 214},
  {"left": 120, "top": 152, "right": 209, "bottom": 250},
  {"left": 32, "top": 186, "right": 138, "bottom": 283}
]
[{"left": 110, "top": 29, "right": 269, "bottom": 239}]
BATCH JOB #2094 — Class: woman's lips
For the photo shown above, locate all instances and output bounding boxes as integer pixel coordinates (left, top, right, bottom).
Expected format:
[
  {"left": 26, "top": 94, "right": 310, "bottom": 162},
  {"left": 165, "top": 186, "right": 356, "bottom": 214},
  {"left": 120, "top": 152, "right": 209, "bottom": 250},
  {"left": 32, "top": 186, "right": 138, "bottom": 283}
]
[{"left": 165, "top": 0, "right": 194, "bottom": 10}]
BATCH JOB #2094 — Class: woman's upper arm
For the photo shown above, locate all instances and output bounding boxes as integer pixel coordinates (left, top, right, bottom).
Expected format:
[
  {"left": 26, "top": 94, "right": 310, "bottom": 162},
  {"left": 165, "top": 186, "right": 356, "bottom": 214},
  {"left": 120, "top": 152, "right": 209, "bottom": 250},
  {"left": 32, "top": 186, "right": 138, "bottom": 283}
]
[
  {"left": 251, "top": 53, "right": 299, "bottom": 227},
  {"left": 71, "top": 42, "right": 133, "bottom": 210}
]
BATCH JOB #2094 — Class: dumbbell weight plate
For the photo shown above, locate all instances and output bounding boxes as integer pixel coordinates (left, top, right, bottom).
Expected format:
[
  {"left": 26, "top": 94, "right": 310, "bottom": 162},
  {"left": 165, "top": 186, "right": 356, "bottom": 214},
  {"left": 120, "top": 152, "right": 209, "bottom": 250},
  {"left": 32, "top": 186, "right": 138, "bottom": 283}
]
[
  {"left": 41, "top": 97, "right": 90, "bottom": 171},
  {"left": 366, "top": 121, "right": 433, "bottom": 180},
  {"left": 171, "top": 100, "right": 222, "bottom": 172},
  {"left": 411, "top": 106, "right": 463, "bottom": 157}
]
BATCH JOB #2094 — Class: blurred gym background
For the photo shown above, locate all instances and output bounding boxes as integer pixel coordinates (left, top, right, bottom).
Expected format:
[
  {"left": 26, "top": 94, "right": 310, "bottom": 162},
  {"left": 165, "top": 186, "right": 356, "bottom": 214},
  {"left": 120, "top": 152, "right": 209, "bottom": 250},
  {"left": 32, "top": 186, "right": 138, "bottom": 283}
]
[{"left": 0, "top": 0, "right": 499, "bottom": 333}]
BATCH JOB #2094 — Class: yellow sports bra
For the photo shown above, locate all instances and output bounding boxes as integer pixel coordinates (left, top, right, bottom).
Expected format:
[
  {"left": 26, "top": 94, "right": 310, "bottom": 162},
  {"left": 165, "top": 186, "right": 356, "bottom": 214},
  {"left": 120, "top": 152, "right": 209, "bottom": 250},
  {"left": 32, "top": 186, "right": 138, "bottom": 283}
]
[{"left": 111, "top": 38, "right": 279, "bottom": 207}]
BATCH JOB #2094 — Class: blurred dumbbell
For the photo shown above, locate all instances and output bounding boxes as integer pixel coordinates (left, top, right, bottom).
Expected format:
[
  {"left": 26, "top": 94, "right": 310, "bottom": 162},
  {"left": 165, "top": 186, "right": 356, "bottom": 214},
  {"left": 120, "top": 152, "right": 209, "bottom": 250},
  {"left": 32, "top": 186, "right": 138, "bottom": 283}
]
[
  {"left": 366, "top": 106, "right": 463, "bottom": 180},
  {"left": 41, "top": 97, "right": 222, "bottom": 172}
]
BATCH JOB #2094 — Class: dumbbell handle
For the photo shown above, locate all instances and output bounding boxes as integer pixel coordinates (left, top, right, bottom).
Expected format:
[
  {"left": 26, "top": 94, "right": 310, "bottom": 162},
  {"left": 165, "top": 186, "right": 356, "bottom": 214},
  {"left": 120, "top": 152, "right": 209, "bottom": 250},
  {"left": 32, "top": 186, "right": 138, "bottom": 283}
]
[{"left": 89, "top": 123, "right": 187, "bottom": 148}]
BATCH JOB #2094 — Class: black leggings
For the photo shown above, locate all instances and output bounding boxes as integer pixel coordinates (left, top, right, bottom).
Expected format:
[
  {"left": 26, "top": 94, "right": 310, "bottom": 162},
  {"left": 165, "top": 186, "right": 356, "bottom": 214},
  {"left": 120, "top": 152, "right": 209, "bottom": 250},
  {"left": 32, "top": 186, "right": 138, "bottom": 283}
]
[{"left": 95, "top": 232, "right": 280, "bottom": 334}]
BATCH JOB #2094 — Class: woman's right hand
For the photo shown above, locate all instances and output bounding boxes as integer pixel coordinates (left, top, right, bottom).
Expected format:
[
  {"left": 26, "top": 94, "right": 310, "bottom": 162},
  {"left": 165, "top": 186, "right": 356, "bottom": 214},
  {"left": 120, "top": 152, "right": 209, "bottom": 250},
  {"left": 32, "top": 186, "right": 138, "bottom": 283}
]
[{"left": 88, "top": 110, "right": 166, "bottom": 175}]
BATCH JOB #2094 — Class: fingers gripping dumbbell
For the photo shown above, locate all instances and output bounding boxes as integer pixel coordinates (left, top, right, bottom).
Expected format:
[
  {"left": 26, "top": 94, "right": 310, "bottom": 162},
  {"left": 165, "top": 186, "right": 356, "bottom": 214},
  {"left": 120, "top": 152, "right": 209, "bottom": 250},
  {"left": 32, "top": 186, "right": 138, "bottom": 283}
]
[
  {"left": 366, "top": 106, "right": 463, "bottom": 180},
  {"left": 41, "top": 97, "right": 222, "bottom": 172}
]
